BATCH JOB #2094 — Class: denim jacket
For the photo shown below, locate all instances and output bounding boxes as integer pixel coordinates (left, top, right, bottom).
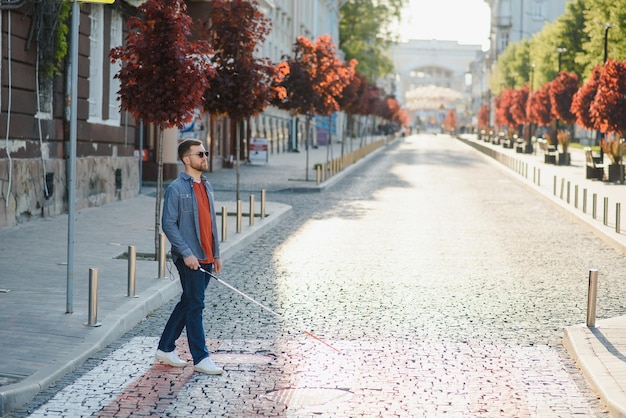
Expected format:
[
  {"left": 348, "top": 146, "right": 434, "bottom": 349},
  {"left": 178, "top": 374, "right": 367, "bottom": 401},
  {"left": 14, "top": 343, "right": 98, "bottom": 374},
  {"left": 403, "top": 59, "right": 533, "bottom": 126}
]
[{"left": 162, "top": 172, "right": 220, "bottom": 263}]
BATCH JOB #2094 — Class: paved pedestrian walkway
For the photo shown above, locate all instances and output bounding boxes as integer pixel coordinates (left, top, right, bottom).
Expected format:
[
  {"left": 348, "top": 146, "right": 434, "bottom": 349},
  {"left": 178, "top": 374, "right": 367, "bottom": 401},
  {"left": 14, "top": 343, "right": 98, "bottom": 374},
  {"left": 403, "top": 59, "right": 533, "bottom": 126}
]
[
  {"left": 0, "top": 132, "right": 625, "bottom": 416},
  {"left": 458, "top": 133, "right": 626, "bottom": 418},
  {"left": 0, "top": 135, "right": 389, "bottom": 416}
]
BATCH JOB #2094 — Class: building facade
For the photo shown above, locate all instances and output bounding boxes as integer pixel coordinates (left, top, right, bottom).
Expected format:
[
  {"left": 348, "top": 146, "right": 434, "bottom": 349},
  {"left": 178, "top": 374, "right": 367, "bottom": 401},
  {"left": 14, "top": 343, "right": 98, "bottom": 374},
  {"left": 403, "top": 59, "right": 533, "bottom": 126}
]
[
  {"left": 484, "top": 0, "right": 568, "bottom": 60},
  {"left": 391, "top": 39, "right": 482, "bottom": 131},
  {"left": 0, "top": 2, "right": 138, "bottom": 228}
]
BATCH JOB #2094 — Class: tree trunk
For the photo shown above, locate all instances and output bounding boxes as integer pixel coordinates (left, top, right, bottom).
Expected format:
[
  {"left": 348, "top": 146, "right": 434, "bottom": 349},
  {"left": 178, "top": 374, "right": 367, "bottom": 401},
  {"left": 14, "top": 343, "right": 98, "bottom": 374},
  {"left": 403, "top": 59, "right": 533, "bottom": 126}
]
[{"left": 305, "top": 115, "right": 311, "bottom": 181}]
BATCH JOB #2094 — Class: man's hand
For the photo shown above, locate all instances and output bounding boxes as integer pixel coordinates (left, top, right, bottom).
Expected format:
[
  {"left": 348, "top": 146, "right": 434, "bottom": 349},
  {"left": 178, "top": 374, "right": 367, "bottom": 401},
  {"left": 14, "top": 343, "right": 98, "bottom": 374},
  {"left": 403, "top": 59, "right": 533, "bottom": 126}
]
[
  {"left": 184, "top": 254, "right": 200, "bottom": 270},
  {"left": 214, "top": 258, "right": 222, "bottom": 274}
]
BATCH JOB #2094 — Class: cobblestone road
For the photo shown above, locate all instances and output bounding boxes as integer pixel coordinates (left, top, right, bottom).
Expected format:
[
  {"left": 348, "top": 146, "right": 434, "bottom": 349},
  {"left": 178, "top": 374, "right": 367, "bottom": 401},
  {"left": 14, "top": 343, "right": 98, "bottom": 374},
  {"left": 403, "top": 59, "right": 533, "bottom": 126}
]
[{"left": 12, "top": 134, "right": 626, "bottom": 417}]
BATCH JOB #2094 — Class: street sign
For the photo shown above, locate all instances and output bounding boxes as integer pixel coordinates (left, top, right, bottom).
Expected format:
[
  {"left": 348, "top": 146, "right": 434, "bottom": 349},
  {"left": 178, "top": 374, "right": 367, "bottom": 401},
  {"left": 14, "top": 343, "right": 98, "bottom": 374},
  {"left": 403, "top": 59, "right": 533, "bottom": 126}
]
[{"left": 248, "top": 137, "right": 268, "bottom": 165}]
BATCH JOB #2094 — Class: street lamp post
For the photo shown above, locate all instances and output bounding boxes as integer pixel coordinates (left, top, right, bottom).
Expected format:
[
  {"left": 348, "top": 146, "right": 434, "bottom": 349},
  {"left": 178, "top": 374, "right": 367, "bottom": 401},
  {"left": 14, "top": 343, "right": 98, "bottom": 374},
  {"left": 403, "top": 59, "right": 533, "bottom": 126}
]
[
  {"left": 557, "top": 47, "right": 567, "bottom": 72},
  {"left": 603, "top": 23, "right": 614, "bottom": 64},
  {"left": 526, "top": 63, "right": 535, "bottom": 153},
  {"left": 555, "top": 48, "right": 567, "bottom": 143},
  {"left": 599, "top": 24, "right": 614, "bottom": 159}
]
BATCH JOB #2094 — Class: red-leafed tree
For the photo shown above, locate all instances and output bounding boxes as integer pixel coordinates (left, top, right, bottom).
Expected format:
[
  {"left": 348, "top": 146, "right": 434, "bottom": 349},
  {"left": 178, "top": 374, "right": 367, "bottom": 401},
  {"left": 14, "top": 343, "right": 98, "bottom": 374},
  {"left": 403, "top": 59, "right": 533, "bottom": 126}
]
[
  {"left": 396, "top": 108, "right": 410, "bottom": 128},
  {"left": 336, "top": 69, "right": 364, "bottom": 150},
  {"left": 591, "top": 59, "right": 626, "bottom": 166},
  {"left": 273, "top": 35, "right": 354, "bottom": 180},
  {"left": 528, "top": 82, "right": 553, "bottom": 129},
  {"left": 443, "top": 109, "right": 458, "bottom": 133},
  {"left": 200, "top": 0, "right": 281, "bottom": 200},
  {"left": 110, "top": 0, "right": 213, "bottom": 253},
  {"left": 495, "top": 89, "right": 516, "bottom": 129},
  {"left": 590, "top": 59, "right": 626, "bottom": 137},
  {"left": 549, "top": 72, "right": 578, "bottom": 124},
  {"left": 510, "top": 85, "right": 529, "bottom": 126},
  {"left": 571, "top": 65, "right": 602, "bottom": 130},
  {"left": 477, "top": 103, "right": 490, "bottom": 130}
]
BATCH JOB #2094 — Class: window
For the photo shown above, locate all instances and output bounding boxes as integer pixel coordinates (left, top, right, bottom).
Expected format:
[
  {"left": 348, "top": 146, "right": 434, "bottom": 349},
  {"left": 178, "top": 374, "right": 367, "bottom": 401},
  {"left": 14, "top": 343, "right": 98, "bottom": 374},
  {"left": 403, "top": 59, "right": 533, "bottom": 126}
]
[
  {"left": 533, "top": 0, "right": 546, "bottom": 20},
  {"left": 88, "top": 5, "right": 123, "bottom": 125}
]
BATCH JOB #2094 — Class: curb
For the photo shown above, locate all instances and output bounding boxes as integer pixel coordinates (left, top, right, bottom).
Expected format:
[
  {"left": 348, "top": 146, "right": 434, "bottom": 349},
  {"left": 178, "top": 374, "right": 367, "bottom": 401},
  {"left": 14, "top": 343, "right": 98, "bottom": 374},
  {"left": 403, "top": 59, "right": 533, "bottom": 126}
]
[{"left": 564, "top": 319, "right": 626, "bottom": 418}]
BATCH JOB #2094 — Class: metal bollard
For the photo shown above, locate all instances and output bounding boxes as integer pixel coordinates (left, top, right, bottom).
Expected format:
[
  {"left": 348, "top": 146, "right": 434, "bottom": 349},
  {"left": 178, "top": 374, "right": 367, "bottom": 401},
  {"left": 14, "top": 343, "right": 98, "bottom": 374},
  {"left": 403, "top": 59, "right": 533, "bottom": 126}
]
[
  {"left": 566, "top": 181, "right": 570, "bottom": 203},
  {"left": 587, "top": 269, "right": 598, "bottom": 328},
  {"left": 553, "top": 176, "right": 557, "bottom": 196},
  {"left": 221, "top": 206, "right": 228, "bottom": 242},
  {"left": 85, "top": 268, "right": 101, "bottom": 327},
  {"left": 617, "top": 203, "right": 621, "bottom": 233},
  {"left": 249, "top": 195, "right": 255, "bottom": 226},
  {"left": 574, "top": 185, "right": 579, "bottom": 209},
  {"left": 592, "top": 193, "right": 597, "bottom": 219},
  {"left": 261, "top": 189, "right": 266, "bottom": 219},
  {"left": 537, "top": 168, "right": 541, "bottom": 186},
  {"left": 127, "top": 245, "right": 137, "bottom": 297},
  {"left": 603, "top": 197, "right": 608, "bottom": 226},
  {"left": 237, "top": 200, "right": 242, "bottom": 233},
  {"left": 158, "top": 233, "right": 166, "bottom": 279},
  {"left": 583, "top": 189, "right": 587, "bottom": 213}
]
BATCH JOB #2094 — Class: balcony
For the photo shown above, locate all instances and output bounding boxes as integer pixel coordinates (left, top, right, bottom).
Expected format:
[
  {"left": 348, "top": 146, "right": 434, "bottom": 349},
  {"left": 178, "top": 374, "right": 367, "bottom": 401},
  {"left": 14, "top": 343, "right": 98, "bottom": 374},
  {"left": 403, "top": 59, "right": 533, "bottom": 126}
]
[{"left": 495, "top": 16, "right": 512, "bottom": 28}]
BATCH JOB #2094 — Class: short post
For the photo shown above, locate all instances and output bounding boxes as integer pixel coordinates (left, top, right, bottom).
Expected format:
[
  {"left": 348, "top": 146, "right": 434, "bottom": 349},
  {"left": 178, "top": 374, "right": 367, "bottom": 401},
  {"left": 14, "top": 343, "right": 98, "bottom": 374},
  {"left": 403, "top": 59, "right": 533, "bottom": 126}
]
[
  {"left": 553, "top": 176, "right": 557, "bottom": 196},
  {"left": 261, "top": 189, "right": 266, "bottom": 219},
  {"left": 316, "top": 166, "right": 321, "bottom": 185},
  {"left": 127, "top": 245, "right": 136, "bottom": 297},
  {"left": 158, "top": 233, "right": 166, "bottom": 279},
  {"left": 85, "top": 268, "right": 101, "bottom": 327},
  {"left": 583, "top": 189, "right": 587, "bottom": 213},
  {"left": 574, "top": 185, "right": 579, "bottom": 209},
  {"left": 586, "top": 269, "right": 598, "bottom": 328},
  {"left": 221, "top": 206, "right": 228, "bottom": 241},
  {"left": 560, "top": 178, "right": 565, "bottom": 199},
  {"left": 236, "top": 200, "right": 242, "bottom": 233},
  {"left": 592, "top": 193, "right": 597, "bottom": 219},
  {"left": 249, "top": 194, "right": 255, "bottom": 226},
  {"left": 533, "top": 167, "right": 536, "bottom": 184},
  {"left": 603, "top": 197, "right": 608, "bottom": 226},
  {"left": 537, "top": 168, "right": 541, "bottom": 186},
  {"left": 566, "top": 181, "right": 571, "bottom": 203},
  {"left": 617, "top": 203, "right": 621, "bottom": 233}
]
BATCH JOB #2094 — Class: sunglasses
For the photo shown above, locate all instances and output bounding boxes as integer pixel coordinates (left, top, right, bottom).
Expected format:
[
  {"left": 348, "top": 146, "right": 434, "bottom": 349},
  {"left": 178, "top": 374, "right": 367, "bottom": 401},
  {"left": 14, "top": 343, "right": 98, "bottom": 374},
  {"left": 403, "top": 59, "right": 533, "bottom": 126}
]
[{"left": 187, "top": 151, "right": 209, "bottom": 158}]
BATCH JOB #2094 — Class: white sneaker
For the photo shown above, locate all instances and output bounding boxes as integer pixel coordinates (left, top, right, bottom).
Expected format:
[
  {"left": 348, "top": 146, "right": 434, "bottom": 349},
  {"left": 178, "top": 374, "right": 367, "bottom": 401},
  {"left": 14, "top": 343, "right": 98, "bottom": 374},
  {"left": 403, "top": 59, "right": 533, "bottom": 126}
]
[
  {"left": 155, "top": 349, "right": 187, "bottom": 367},
  {"left": 194, "top": 357, "right": 223, "bottom": 375}
]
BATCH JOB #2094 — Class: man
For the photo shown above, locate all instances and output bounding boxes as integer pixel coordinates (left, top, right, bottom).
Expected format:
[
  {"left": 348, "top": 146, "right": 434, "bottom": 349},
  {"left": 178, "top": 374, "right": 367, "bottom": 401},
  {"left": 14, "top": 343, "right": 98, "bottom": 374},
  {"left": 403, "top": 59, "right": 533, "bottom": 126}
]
[{"left": 155, "top": 139, "right": 223, "bottom": 375}]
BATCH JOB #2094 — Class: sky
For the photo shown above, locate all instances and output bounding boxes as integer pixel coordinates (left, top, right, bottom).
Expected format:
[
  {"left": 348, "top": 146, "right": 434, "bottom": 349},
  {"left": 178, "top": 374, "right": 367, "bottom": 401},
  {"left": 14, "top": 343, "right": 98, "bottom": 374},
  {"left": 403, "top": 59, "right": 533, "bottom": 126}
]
[{"left": 395, "top": 0, "right": 492, "bottom": 50}]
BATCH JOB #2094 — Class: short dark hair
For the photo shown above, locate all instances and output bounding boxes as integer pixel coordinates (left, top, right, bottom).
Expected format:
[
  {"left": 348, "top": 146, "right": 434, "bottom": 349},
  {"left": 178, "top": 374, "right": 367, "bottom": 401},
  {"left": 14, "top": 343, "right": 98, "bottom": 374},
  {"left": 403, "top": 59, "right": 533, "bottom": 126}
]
[{"left": 178, "top": 139, "right": 203, "bottom": 161}]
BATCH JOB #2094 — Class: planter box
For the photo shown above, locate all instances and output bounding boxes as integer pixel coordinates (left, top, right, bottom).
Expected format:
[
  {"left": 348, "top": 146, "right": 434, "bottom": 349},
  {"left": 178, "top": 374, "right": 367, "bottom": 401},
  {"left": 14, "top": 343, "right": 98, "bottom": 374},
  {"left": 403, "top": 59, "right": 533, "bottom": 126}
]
[
  {"left": 608, "top": 164, "right": 625, "bottom": 183},
  {"left": 558, "top": 152, "right": 570, "bottom": 166}
]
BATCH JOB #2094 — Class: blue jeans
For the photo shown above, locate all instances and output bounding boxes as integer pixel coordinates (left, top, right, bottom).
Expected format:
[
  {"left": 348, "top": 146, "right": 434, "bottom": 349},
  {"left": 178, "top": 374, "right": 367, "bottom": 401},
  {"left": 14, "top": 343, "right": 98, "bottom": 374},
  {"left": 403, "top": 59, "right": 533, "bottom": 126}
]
[{"left": 158, "top": 260, "right": 212, "bottom": 364}]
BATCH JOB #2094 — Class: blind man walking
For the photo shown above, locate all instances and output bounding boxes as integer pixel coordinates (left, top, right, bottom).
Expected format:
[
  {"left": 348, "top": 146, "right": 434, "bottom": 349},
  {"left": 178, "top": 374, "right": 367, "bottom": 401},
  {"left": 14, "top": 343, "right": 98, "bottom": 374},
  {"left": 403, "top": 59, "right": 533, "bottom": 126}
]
[{"left": 155, "top": 139, "right": 223, "bottom": 375}]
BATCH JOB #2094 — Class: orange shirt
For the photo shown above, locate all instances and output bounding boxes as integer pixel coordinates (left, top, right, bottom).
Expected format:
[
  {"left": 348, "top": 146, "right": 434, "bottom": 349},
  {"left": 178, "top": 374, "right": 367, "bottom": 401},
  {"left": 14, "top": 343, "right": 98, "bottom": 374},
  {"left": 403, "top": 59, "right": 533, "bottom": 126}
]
[{"left": 193, "top": 181, "right": 214, "bottom": 264}]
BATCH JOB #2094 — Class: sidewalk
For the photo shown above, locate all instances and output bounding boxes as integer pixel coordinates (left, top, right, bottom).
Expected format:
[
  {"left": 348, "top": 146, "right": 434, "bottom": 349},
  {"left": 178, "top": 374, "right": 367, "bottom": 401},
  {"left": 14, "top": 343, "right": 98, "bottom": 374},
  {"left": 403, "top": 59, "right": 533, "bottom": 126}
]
[
  {"left": 458, "top": 133, "right": 626, "bottom": 417},
  {"left": 0, "top": 136, "right": 390, "bottom": 416}
]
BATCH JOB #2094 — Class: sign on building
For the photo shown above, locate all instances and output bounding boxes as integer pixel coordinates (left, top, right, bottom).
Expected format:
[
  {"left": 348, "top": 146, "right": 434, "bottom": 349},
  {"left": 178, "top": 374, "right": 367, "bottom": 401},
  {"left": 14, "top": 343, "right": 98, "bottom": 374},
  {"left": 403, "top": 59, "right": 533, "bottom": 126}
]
[{"left": 248, "top": 137, "right": 268, "bottom": 165}]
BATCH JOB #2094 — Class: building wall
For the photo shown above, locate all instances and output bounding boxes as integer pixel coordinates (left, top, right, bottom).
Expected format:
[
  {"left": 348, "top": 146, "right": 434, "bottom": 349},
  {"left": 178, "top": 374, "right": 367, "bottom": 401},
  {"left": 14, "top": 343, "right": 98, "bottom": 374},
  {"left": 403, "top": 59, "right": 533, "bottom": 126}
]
[
  {"left": 485, "top": 0, "right": 567, "bottom": 59},
  {"left": 0, "top": 4, "right": 139, "bottom": 228}
]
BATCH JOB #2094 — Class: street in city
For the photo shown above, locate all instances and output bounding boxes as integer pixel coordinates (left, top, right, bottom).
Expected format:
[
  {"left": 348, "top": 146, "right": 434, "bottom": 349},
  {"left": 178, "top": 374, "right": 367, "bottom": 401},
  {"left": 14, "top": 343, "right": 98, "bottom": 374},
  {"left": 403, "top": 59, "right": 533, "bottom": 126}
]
[{"left": 9, "top": 134, "right": 626, "bottom": 417}]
